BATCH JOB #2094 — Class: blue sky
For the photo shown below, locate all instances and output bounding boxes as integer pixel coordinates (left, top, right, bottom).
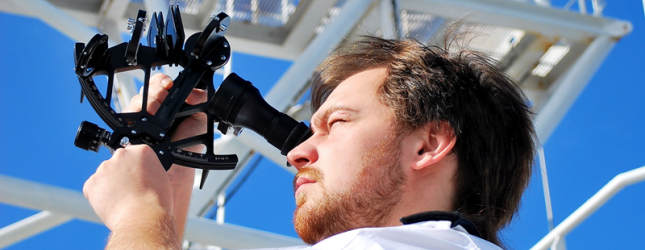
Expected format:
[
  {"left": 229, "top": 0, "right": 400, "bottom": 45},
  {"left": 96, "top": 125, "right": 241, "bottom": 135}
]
[{"left": 0, "top": 1, "right": 644, "bottom": 249}]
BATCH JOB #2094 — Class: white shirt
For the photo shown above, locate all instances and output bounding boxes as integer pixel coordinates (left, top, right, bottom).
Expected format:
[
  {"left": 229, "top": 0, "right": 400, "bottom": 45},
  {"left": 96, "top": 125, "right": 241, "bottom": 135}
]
[{"left": 259, "top": 220, "right": 501, "bottom": 250}]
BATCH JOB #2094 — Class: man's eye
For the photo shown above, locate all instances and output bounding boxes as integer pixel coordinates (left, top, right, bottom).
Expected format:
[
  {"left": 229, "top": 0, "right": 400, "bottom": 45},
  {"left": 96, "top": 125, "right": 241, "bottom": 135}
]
[{"left": 329, "top": 119, "right": 344, "bottom": 129}]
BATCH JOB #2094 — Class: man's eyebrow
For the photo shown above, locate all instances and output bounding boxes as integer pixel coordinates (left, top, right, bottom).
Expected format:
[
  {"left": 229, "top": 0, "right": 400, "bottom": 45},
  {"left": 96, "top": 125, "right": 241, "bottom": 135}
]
[{"left": 311, "top": 105, "right": 356, "bottom": 132}]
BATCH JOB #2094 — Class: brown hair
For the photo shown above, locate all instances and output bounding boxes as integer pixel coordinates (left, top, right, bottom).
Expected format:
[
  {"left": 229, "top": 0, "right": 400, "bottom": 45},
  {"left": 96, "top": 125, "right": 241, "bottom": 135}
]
[{"left": 310, "top": 36, "right": 536, "bottom": 246}]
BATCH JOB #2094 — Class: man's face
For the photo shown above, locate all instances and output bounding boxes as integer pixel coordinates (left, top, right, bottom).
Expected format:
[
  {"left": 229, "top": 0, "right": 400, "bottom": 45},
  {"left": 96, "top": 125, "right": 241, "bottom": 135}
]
[{"left": 287, "top": 68, "right": 407, "bottom": 244}]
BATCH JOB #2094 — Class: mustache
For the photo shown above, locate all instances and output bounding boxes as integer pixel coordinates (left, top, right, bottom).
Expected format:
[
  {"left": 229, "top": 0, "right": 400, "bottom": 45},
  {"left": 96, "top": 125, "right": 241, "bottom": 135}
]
[{"left": 293, "top": 167, "right": 324, "bottom": 191}]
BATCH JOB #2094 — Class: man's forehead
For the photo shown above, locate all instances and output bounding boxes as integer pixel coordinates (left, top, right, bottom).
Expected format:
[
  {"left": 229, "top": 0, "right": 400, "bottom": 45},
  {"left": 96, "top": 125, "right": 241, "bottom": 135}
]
[
  {"left": 311, "top": 68, "right": 389, "bottom": 121},
  {"left": 317, "top": 68, "right": 387, "bottom": 106}
]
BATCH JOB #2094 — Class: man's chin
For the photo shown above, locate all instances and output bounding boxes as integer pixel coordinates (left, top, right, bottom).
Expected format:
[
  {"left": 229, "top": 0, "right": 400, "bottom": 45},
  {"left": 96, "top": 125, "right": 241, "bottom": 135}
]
[
  {"left": 293, "top": 207, "right": 317, "bottom": 244},
  {"left": 295, "top": 192, "right": 307, "bottom": 207},
  {"left": 293, "top": 193, "right": 354, "bottom": 245},
  {"left": 293, "top": 199, "right": 315, "bottom": 224}
]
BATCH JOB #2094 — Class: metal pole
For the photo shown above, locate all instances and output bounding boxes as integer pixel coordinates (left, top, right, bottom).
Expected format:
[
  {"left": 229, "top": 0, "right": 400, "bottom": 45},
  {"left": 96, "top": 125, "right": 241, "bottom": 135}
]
[
  {"left": 0, "top": 175, "right": 101, "bottom": 223},
  {"left": 216, "top": 193, "right": 226, "bottom": 224},
  {"left": 0, "top": 174, "right": 303, "bottom": 248},
  {"left": 538, "top": 148, "right": 555, "bottom": 231},
  {"left": 577, "top": 0, "right": 588, "bottom": 15},
  {"left": 380, "top": 0, "right": 396, "bottom": 39},
  {"left": 7, "top": 0, "right": 143, "bottom": 111},
  {"left": 263, "top": 0, "right": 376, "bottom": 112},
  {"left": 591, "top": 0, "right": 602, "bottom": 17},
  {"left": 535, "top": 0, "right": 551, "bottom": 7},
  {"left": 538, "top": 148, "right": 568, "bottom": 250},
  {"left": 236, "top": 131, "right": 294, "bottom": 174},
  {"left": 531, "top": 166, "right": 645, "bottom": 250},
  {"left": 184, "top": 216, "right": 302, "bottom": 248},
  {"left": 391, "top": 0, "right": 404, "bottom": 39},
  {"left": 143, "top": 0, "right": 168, "bottom": 14},
  {"left": 5, "top": 0, "right": 96, "bottom": 42},
  {"left": 0, "top": 211, "right": 72, "bottom": 248},
  {"left": 400, "top": 0, "right": 631, "bottom": 41}
]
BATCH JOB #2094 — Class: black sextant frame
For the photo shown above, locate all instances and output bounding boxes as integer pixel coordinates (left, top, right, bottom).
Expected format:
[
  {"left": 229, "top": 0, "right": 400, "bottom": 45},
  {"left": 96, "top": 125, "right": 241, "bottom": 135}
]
[{"left": 73, "top": 6, "right": 242, "bottom": 188}]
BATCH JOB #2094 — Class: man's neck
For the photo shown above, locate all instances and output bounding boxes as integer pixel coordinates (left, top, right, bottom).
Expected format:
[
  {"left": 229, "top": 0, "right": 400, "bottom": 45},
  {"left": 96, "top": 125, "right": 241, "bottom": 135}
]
[{"left": 385, "top": 161, "right": 458, "bottom": 226}]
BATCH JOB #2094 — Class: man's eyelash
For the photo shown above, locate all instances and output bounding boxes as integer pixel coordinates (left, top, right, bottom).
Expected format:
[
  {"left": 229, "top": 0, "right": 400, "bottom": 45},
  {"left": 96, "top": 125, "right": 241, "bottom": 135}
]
[{"left": 329, "top": 119, "right": 345, "bottom": 128}]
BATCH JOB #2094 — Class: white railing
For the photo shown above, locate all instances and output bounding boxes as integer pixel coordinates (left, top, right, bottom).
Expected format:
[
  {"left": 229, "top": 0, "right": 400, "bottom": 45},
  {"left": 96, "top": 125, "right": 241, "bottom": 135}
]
[
  {"left": 563, "top": 0, "right": 605, "bottom": 16},
  {"left": 532, "top": 166, "right": 645, "bottom": 249},
  {"left": 515, "top": 0, "right": 606, "bottom": 16}
]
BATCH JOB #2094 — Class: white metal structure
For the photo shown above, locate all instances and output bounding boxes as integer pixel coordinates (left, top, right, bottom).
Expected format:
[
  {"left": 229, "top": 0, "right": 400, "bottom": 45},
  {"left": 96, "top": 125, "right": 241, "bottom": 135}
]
[
  {"left": 531, "top": 165, "right": 645, "bottom": 250},
  {"left": 0, "top": 0, "right": 636, "bottom": 249}
]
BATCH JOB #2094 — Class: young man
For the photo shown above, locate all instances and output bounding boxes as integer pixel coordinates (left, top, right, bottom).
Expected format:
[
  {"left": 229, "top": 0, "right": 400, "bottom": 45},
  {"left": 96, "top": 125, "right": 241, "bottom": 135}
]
[{"left": 83, "top": 36, "right": 536, "bottom": 249}]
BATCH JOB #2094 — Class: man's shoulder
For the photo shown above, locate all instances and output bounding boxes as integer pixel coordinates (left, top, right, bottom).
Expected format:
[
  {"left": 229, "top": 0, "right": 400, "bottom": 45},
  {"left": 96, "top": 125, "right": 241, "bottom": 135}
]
[{"left": 311, "top": 220, "right": 501, "bottom": 250}]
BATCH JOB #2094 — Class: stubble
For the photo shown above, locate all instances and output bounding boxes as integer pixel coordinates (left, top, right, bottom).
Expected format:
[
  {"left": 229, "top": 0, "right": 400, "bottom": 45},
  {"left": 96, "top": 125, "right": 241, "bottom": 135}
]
[{"left": 292, "top": 133, "right": 406, "bottom": 245}]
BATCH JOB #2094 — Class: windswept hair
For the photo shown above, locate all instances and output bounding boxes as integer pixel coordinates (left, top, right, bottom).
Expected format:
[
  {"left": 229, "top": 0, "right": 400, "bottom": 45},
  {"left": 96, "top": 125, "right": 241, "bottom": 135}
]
[{"left": 310, "top": 35, "right": 536, "bottom": 247}]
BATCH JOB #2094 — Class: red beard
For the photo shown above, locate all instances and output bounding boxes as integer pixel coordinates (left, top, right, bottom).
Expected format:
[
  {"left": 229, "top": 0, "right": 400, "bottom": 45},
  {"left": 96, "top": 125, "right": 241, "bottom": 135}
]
[{"left": 293, "top": 137, "right": 406, "bottom": 245}]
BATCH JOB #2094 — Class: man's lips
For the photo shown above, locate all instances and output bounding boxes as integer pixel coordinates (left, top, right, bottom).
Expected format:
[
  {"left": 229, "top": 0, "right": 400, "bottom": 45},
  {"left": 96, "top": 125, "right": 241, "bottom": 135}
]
[{"left": 295, "top": 176, "right": 316, "bottom": 195}]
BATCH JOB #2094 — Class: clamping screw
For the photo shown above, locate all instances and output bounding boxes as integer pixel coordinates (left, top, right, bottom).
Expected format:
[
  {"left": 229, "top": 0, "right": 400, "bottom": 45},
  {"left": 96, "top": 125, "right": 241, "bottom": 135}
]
[
  {"left": 231, "top": 127, "right": 244, "bottom": 137},
  {"left": 221, "top": 55, "right": 227, "bottom": 61},
  {"left": 127, "top": 18, "right": 135, "bottom": 32},
  {"left": 159, "top": 132, "right": 165, "bottom": 137},
  {"left": 223, "top": 42, "right": 229, "bottom": 48},
  {"left": 137, "top": 17, "right": 147, "bottom": 32},
  {"left": 120, "top": 137, "right": 131, "bottom": 147},
  {"left": 206, "top": 61, "right": 212, "bottom": 65},
  {"left": 219, "top": 23, "right": 228, "bottom": 32},
  {"left": 210, "top": 14, "right": 220, "bottom": 22},
  {"left": 159, "top": 150, "right": 164, "bottom": 155},
  {"left": 131, "top": 130, "right": 137, "bottom": 134},
  {"left": 141, "top": 117, "right": 147, "bottom": 121}
]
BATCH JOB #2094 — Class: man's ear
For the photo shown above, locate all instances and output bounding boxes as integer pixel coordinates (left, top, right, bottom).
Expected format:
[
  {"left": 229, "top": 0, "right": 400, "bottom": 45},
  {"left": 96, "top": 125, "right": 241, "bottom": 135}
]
[{"left": 411, "top": 121, "right": 456, "bottom": 171}]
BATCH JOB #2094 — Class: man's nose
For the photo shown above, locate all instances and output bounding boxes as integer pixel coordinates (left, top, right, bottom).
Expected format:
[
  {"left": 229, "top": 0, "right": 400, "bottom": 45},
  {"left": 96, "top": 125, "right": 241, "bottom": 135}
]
[{"left": 286, "top": 136, "right": 319, "bottom": 171}]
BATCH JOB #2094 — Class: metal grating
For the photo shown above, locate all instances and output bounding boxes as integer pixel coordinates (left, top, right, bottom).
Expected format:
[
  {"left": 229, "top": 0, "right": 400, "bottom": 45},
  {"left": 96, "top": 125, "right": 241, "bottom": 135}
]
[
  {"left": 211, "top": 0, "right": 300, "bottom": 28},
  {"left": 171, "top": 0, "right": 204, "bottom": 14},
  {"left": 400, "top": 10, "right": 445, "bottom": 42},
  {"left": 532, "top": 39, "right": 571, "bottom": 77},
  {"left": 452, "top": 24, "right": 526, "bottom": 61},
  {"left": 315, "top": 0, "right": 346, "bottom": 34},
  {"left": 130, "top": 0, "right": 203, "bottom": 14}
]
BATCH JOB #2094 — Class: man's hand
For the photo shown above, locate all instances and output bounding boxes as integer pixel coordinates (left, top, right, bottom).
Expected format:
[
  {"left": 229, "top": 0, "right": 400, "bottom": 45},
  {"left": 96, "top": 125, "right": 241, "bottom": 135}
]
[
  {"left": 85, "top": 145, "right": 180, "bottom": 249},
  {"left": 126, "top": 73, "right": 208, "bottom": 145},
  {"left": 83, "top": 73, "right": 208, "bottom": 248},
  {"left": 123, "top": 73, "right": 207, "bottom": 239},
  {"left": 84, "top": 144, "right": 173, "bottom": 231}
]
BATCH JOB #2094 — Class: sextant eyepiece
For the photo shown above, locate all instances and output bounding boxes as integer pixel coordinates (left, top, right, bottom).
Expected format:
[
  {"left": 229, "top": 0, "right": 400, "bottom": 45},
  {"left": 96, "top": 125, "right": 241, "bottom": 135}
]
[{"left": 209, "top": 73, "right": 312, "bottom": 155}]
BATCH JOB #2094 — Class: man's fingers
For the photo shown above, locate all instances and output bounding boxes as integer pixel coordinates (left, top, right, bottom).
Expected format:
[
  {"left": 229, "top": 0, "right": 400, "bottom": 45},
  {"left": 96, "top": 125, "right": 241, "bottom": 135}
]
[
  {"left": 123, "top": 74, "right": 173, "bottom": 114},
  {"left": 185, "top": 89, "right": 208, "bottom": 105},
  {"left": 123, "top": 94, "right": 142, "bottom": 113},
  {"left": 150, "top": 73, "right": 174, "bottom": 90}
]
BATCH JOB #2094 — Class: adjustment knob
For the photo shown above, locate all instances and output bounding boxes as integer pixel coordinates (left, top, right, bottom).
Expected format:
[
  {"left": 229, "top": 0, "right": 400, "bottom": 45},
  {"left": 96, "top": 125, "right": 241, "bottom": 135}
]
[{"left": 75, "top": 121, "right": 110, "bottom": 152}]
